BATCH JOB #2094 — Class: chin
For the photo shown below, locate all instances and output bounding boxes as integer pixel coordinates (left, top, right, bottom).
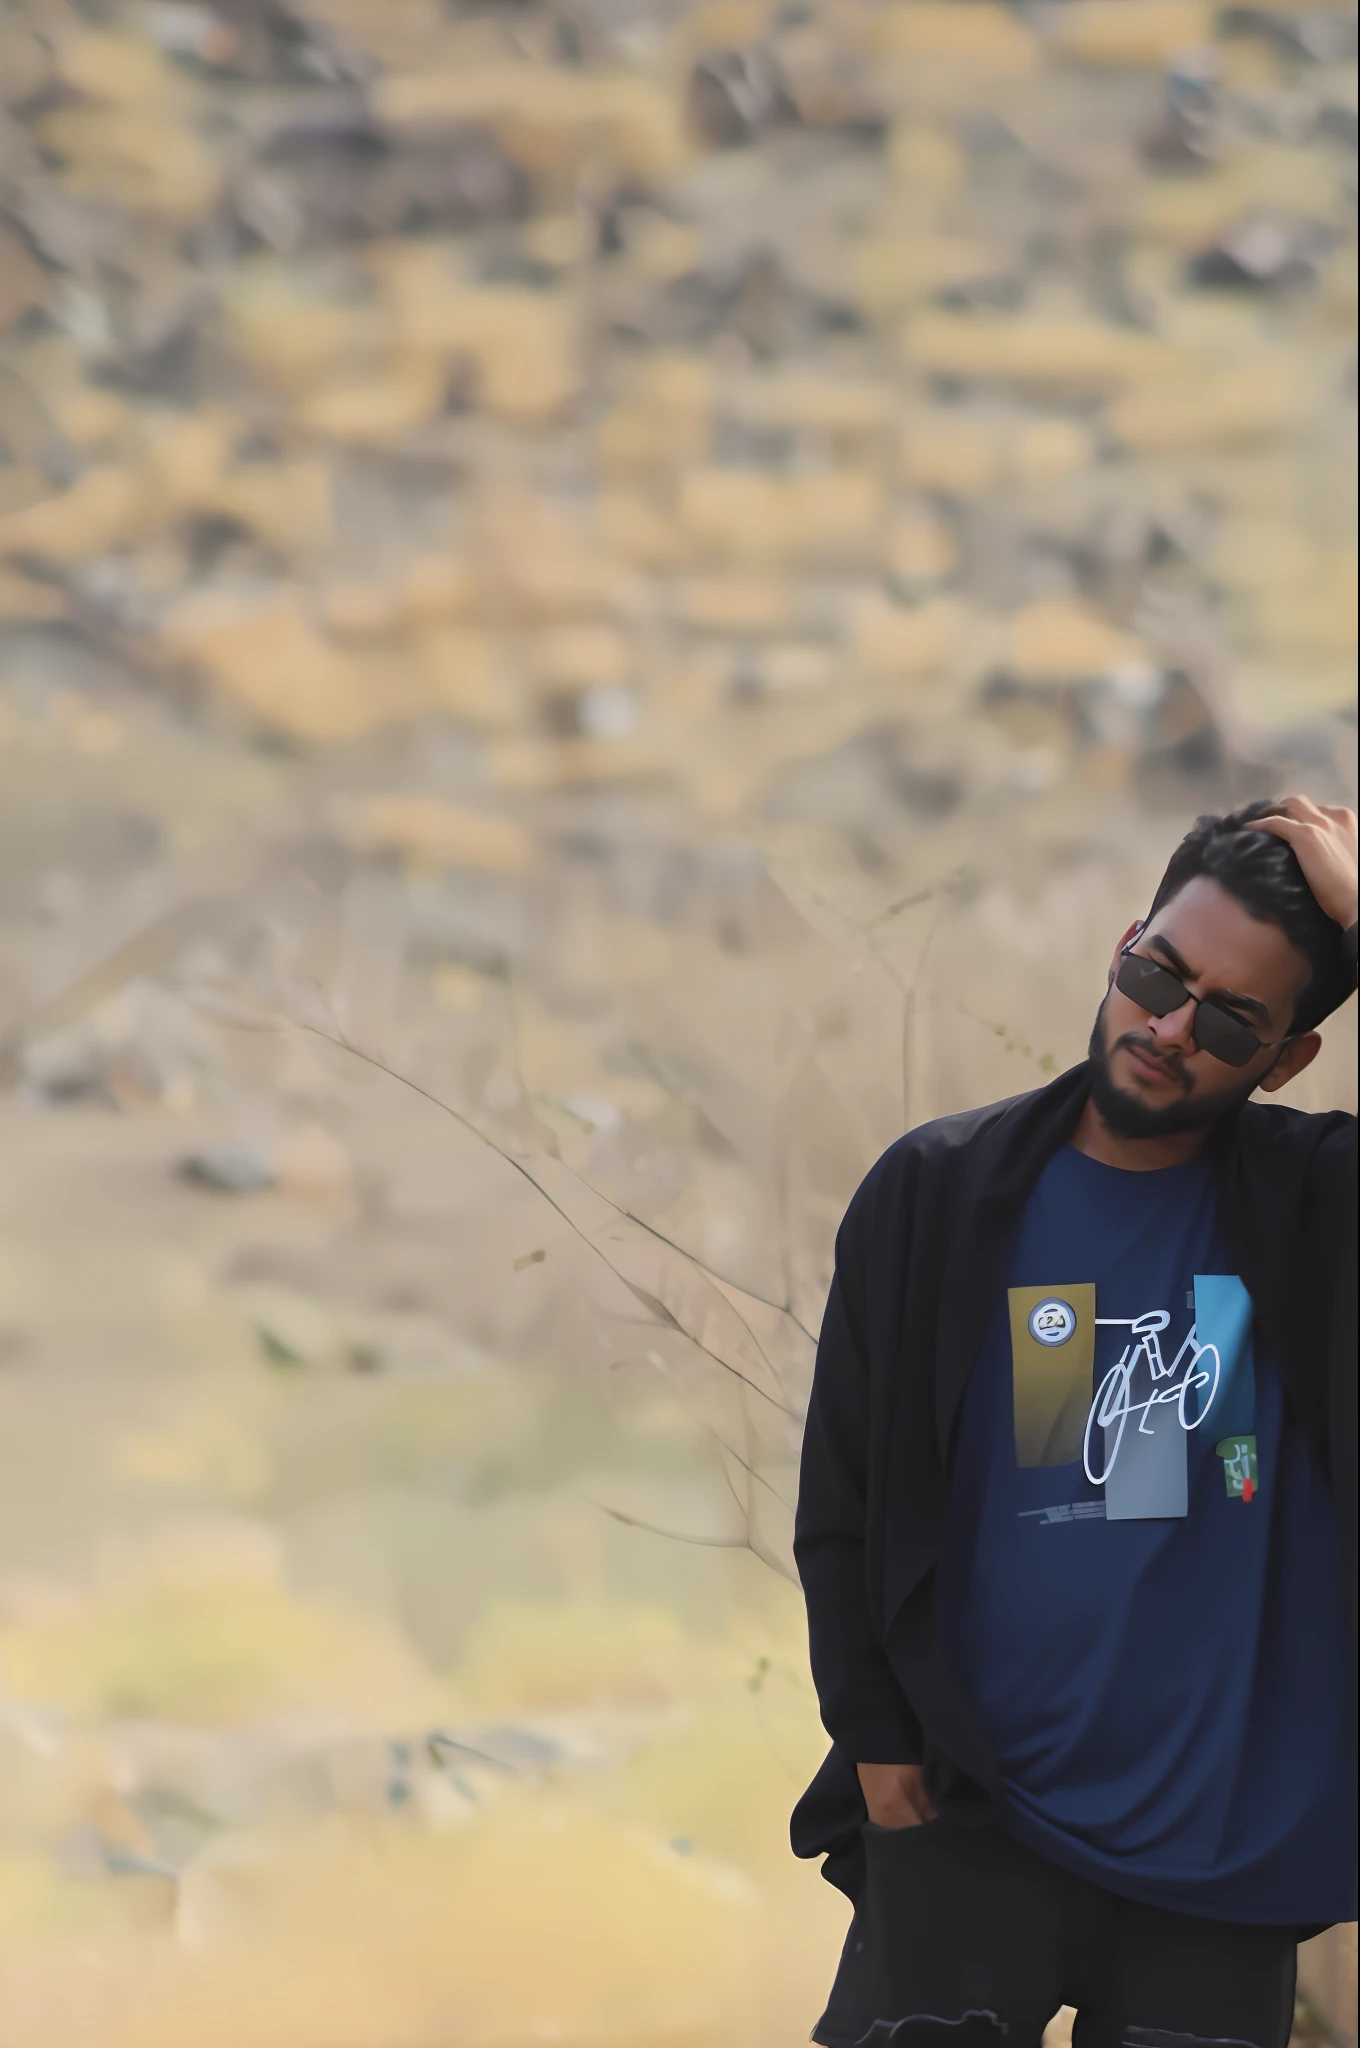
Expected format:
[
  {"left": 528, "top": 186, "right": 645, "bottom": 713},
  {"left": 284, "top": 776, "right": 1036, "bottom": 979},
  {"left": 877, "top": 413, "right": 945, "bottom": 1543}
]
[{"left": 1117, "top": 1055, "right": 1183, "bottom": 1101}]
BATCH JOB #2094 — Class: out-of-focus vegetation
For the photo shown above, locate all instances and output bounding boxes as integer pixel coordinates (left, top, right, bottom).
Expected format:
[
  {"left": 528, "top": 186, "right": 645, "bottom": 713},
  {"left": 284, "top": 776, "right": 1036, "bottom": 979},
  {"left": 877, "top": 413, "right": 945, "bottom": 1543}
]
[{"left": 0, "top": 0, "right": 1355, "bottom": 2037}]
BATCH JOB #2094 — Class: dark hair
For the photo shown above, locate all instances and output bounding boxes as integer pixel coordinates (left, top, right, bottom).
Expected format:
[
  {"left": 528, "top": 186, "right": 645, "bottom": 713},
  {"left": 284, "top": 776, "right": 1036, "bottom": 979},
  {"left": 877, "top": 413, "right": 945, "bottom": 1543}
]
[{"left": 1147, "top": 799, "right": 1352, "bottom": 1034}]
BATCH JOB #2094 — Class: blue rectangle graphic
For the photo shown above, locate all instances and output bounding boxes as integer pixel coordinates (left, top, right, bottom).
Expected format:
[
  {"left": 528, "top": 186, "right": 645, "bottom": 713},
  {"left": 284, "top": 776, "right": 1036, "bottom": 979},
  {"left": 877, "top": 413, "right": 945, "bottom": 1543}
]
[{"left": 1193, "top": 1274, "right": 1255, "bottom": 1439}]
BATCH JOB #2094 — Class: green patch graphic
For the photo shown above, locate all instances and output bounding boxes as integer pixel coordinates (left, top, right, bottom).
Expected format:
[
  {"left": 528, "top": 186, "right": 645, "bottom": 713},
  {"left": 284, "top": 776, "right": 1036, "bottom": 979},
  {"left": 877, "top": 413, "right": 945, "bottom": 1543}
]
[{"left": 1216, "top": 1435, "right": 1258, "bottom": 1502}]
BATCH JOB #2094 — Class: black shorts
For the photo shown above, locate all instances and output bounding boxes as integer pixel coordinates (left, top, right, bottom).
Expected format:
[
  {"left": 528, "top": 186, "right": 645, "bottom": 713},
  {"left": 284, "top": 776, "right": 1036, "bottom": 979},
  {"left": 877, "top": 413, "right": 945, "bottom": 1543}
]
[{"left": 812, "top": 1818, "right": 1300, "bottom": 2048}]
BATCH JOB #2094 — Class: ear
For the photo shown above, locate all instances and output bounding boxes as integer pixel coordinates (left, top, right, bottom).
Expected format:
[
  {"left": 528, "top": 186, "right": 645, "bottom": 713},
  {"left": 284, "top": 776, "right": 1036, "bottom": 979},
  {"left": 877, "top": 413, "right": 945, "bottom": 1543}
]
[
  {"left": 1256, "top": 1032, "right": 1322, "bottom": 1094},
  {"left": 1107, "top": 919, "right": 1145, "bottom": 986}
]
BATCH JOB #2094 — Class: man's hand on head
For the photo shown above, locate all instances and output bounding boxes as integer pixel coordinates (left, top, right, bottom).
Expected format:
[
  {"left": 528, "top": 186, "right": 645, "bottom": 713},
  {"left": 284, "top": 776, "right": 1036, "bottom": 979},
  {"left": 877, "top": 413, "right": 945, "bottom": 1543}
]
[
  {"left": 1250, "top": 797, "right": 1358, "bottom": 934},
  {"left": 856, "top": 1760, "right": 938, "bottom": 1829}
]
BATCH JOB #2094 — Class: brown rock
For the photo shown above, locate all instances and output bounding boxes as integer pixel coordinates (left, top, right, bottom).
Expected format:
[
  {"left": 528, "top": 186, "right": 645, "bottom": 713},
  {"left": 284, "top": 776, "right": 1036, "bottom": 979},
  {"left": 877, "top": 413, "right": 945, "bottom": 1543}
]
[
  {"left": 677, "top": 576, "right": 795, "bottom": 634},
  {"left": 54, "top": 30, "right": 187, "bottom": 107},
  {"left": 299, "top": 365, "right": 447, "bottom": 444},
  {"left": 1050, "top": 2, "right": 1214, "bottom": 68},
  {"left": 855, "top": 596, "right": 965, "bottom": 679},
  {"left": 785, "top": 471, "right": 885, "bottom": 563},
  {"left": 0, "top": 226, "right": 45, "bottom": 337},
  {"left": 0, "top": 566, "right": 67, "bottom": 623},
  {"left": 1011, "top": 420, "right": 1095, "bottom": 483},
  {"left": 903, "top": 313, "right": 1174, "bottom": 390},
  {"left": 851, "top": 234, "right": 1006, "bottom": 322},
  {"left": 0, "top": 18, "right": 52, "bottom": 107},
  {"left": 0, "top": 467, "right": 158, "bottom": 565},
  {"left": 160, "top": 590, "right": 376, "bottom": 739},
  {"left": 371, "top": 67, "right": 687, "bottom": 188},
  {"left": 678, "top": 468, "right": 883, "bottom": 565},
  {"left": 375, "top": 260, "right": 581, "bottom": 424},
  {"left": 415, "top": 625, "right": 522, "bottom": 729},
  {"left": 345, "top": 793, "right": 535, "bottom": 875},
  {"left": 595, "top": 493, "right": 686, "bottom": 571},
  {"left": 49, "top": 387, "right": 132, "bottom": 457},
  {"left": 901, "top": 412, "right": 1004, "bottom": 499},
  {"left": 398, "top": 555, "right": 477, "bottom": 626},
  {"left": 686, "top": 47, "right": 789, "bottom": 148},
  {"left": 1109, "top": 355, "right": 1308, "bottom": 450},
  {"left": 487, "top": 732, "right": 666, "bottom": 791},
  {"left": 1133, "top": 150, "right": 1344, "bottom": 250},
  {"left": 34, "top": 105, "right": 219, "bottom": 222},
  {"left": 884, "top": 508, "right": 958, "bottom": 584},
  {"left": 525, "top": 626, "right": 632, "bottom": 696},
  {"left": 865, "top": 3, "right": 1038, "bottom": 73},
  {"left": 1006, "top": 600, "right": 1147, "bottom": 684},
  {"left": 0, "top": 466, "right": 49, "bottom": 522}
]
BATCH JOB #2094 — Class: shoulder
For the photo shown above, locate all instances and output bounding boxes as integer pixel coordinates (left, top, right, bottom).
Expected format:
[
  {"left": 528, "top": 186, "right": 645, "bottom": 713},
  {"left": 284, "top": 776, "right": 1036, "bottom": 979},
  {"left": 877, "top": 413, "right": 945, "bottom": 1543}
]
[
  {"left": 1233, "top": 1099, "right": 1355, "bottom": 1178},
  {"left": 840, "top": 1086, "right": 1043, "bottom": 1236},
  {"left": 835, "top": 1062, "right": 1090, "bottom": 1259}
]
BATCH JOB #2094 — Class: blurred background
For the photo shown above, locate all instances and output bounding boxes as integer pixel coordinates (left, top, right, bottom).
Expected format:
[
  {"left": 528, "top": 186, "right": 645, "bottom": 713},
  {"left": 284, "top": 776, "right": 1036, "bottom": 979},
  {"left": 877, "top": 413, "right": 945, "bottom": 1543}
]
[{"left": 0, "top": 0, "right": 1356, "bottom": 2039}]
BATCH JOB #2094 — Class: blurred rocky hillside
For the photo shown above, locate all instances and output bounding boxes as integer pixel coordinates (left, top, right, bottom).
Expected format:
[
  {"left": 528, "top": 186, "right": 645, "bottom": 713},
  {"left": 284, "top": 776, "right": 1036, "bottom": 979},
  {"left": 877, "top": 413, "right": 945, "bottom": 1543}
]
[{"left": 1, "top": 0, "right": 1355, "bottom": 806}]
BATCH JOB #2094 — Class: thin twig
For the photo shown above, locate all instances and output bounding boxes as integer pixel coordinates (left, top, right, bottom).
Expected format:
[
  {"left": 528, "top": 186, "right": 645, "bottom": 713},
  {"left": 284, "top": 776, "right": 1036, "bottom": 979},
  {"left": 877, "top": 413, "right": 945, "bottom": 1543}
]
[
  {"left": 585, "top": 1498, "right": 747, "bottom": 1547},
  {"left": 282, "top": 1015, "right": 799, "bottom": 1421}
]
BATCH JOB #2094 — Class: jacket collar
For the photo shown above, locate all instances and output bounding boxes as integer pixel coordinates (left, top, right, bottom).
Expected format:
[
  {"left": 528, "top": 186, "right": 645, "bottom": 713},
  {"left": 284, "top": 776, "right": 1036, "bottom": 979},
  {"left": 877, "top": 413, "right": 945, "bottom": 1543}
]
[{"left": 933, "top": 1061, "right": 1091, "bottom": 1462}]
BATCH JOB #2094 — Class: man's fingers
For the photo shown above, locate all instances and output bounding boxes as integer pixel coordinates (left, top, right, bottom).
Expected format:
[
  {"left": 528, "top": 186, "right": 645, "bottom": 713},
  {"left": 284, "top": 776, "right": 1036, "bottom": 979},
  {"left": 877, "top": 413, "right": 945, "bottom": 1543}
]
[
  {"left": 1250, "top": 815, "right": 1303, "bottom": 842},
  {"left": 1249, "top": 815, "right": 1328, "bottom": 849}
]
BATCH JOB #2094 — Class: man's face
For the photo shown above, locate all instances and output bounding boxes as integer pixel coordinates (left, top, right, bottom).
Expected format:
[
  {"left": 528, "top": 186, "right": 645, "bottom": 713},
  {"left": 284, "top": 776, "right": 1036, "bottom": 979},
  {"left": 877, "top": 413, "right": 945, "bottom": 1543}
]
[{"left": 1089, "top": 874, "right": 1315, "bottom": 1138}]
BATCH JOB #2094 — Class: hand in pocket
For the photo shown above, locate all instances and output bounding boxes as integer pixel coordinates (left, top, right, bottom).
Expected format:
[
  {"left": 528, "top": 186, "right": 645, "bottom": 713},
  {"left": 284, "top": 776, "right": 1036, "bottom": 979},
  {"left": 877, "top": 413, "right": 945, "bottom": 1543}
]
[{"left": 855, "top": 1761, "right": 938, "bottom": 1829}]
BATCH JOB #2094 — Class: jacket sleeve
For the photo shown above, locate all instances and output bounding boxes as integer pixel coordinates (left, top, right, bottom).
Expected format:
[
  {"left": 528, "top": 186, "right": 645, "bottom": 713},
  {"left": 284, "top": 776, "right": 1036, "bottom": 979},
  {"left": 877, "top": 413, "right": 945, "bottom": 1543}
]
[{"left": 794, "top": 1242, "right": 924, "bottom": 1764}]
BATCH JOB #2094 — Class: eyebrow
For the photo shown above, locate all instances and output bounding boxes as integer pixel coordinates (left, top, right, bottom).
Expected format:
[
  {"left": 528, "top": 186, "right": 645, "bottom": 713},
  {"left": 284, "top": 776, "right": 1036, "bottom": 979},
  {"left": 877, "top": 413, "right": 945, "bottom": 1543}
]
[{"left": 1146, "top": 934, "right": 1272, "bottom": 1025}]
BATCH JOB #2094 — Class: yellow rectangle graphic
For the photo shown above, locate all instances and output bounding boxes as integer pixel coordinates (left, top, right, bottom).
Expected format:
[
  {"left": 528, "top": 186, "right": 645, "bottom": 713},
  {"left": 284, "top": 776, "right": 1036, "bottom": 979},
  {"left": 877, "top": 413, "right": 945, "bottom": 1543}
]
[{"left": 1008, "top": 1283, "right": 1095, "bottom": 1469}]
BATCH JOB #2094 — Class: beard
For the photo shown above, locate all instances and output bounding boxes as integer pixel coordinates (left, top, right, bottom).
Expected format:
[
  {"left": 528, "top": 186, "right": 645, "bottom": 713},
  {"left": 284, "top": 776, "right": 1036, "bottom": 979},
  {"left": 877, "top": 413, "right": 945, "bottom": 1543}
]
[{"left": 1086, "top": 994, "right": 1272, "bottom": 1140}]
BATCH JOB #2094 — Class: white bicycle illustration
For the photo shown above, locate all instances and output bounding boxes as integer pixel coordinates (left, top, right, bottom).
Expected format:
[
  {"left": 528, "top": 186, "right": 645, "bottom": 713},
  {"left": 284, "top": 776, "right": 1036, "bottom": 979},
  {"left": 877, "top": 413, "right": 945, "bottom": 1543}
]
[{"left": 1083, "top": 1310, "right": 1222, "bottom": 1489}]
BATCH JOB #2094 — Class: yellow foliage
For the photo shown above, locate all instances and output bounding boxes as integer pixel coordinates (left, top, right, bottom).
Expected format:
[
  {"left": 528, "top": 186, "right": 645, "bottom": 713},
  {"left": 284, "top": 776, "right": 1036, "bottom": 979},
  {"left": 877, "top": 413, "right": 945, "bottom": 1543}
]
[{"left": 0, "top": 1528, "right": 446, "bottom": 1727}]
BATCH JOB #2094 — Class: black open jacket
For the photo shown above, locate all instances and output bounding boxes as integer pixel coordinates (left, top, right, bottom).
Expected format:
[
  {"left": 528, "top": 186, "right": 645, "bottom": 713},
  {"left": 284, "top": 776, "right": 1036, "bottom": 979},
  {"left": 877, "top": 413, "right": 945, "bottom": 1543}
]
[{"left": 791, "top": 1062, "right": 1357, "bottom": 1902}]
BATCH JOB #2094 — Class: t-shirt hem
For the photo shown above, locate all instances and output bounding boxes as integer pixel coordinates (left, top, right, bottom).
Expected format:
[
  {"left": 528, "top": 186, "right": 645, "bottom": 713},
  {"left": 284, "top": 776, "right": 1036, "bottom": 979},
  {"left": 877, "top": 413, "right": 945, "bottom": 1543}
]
[{"left": 998, "top": 1800, "right": 1357, "bottom": 1929}]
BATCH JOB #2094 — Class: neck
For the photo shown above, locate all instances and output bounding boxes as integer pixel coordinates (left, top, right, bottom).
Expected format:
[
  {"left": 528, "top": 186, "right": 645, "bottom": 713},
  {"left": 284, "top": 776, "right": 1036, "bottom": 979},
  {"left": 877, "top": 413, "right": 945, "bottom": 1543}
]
[{"left": 1070, "top": 1098, "right": 1212, "bottom": 1172}]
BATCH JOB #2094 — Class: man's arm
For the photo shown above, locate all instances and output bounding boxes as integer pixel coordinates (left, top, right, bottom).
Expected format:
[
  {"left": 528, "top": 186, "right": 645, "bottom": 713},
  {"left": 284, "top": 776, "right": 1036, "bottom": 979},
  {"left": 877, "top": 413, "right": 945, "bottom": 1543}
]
[{"left": 795, "top": 1249, "right": 935, "bottom": 1824}]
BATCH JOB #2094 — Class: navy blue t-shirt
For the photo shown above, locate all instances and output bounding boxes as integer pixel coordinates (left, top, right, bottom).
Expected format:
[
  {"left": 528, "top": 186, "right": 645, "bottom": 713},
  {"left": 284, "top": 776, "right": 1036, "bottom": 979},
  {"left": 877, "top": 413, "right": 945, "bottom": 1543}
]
[{"left": 938, "top": 1144, "right": 1355, "bottom": 1925}]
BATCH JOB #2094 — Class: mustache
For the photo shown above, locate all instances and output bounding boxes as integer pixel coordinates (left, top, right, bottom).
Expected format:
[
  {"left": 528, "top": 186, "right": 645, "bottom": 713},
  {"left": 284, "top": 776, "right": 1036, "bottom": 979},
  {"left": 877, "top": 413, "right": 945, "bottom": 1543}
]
[{"left": 1114, "top": 1031, "right": 1191, "bottom": 1091}]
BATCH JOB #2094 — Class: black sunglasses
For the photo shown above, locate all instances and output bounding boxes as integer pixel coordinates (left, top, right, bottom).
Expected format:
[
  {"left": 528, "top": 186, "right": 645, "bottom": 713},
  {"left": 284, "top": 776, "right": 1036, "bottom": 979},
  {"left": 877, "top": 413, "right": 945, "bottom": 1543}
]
[{"left": 1115, "top": 947, "right": 1278, "bottom": 1069}]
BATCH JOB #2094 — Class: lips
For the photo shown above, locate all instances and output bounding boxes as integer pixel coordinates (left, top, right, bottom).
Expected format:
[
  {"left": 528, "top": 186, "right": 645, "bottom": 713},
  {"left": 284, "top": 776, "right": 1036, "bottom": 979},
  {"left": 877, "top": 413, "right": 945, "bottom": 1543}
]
[{"left": 1123, "top": 1042, "right": 1178, "bottom": 1086}]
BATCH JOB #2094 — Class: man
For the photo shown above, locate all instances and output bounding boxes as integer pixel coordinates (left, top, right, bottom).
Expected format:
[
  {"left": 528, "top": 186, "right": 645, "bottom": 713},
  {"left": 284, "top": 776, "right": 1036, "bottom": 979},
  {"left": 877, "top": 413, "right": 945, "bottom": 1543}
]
[{"left": 792, "top": 795, "right": 1358, "bottom": 2048}]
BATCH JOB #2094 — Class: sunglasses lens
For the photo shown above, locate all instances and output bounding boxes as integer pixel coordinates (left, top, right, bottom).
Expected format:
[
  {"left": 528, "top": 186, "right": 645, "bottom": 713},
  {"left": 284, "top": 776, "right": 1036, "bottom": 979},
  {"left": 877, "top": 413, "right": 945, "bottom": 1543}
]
[
  {"left": 1192, "top": 1005, "right": 1257, "bottom": 1069},
  {"left": 1116, "top": 954, "right": 1184, "bottom": 1017},
  {"left": 1117, "top": 950, "right": 1262, "bottom": 1066}
]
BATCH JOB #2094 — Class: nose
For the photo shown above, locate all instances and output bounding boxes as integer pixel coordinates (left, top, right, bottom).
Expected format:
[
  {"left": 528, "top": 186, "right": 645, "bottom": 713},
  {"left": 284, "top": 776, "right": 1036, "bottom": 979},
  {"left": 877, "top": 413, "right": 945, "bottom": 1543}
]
[{"left": 1146, "top": 994, "right": 1197, "bottom": 1053}]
